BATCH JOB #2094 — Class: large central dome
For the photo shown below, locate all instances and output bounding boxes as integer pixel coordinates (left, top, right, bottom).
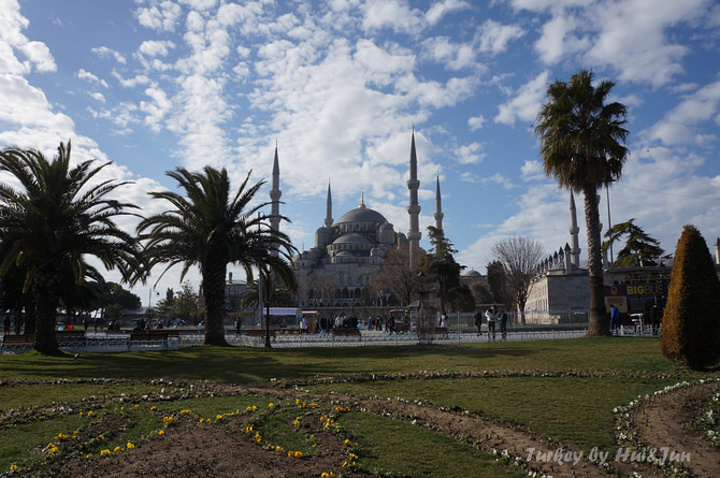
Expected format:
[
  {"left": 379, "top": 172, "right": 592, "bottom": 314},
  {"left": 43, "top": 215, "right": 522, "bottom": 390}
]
[{"left": 336, "top": 204, "right": 386, "bottom": 225}]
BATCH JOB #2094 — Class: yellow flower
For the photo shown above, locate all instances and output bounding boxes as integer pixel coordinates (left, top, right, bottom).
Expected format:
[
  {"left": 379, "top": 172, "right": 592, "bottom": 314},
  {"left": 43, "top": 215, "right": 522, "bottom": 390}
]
[
  {"left": 9, "top": 464, "right": 17, "bottom": 471},
  {"left": 87, "top": 410, "right": 93, "bottom": 416},
  {"left": 294, "top": 451, "right": 302, "bottom": 459},
  {"left": 344, "top": 439, "right": 351, "bottom": 445},
  {"left": 86, "top": 453, "right": 93, "bottom": 459},
  {"left": 163, "top": 416, "right": 174, "bottom": 424},
  {"left": 293, "top": 419, "right": 300, "bottom": 426},
  {"left": 113, "top": 446, "right": 122, "bottom": 452},
  {"left": 98, "top": 434, "right": 105, "bottom": 441},
  {"left": 216, "top": 414, "right": 223, "bottom": 420},
  {"left": 134, "top": 404, "right": 140, "bottom": 409},
  {"left": 150, "top": 406, "right": 157, "bottom": 411},
  {"left": 268, "top": 403, "right": 274, "bottom": 409},
  {"left": 126, "top": 442, "right": 135, "bottom": 449},
  {"left": 100, "top": 449, "right": 111, "bottom": 456},
  {"left": 287, "top": 451, "right": 293, "bottom": 457},
  {"left": 158, "top": 430, "right": 165, "bottom": 436}
]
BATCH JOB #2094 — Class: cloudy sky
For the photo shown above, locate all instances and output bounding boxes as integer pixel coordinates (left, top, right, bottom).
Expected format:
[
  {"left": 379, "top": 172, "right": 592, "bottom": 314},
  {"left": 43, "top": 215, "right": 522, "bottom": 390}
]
[{"left": 2, "top": 0, "right": 720, "bottom": 305}]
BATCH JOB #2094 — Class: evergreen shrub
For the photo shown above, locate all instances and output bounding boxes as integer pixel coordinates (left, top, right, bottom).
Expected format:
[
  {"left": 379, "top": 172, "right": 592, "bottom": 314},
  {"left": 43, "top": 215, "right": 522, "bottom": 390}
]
[{"left": 660, "top": 225, "right": 720, "bottom": 370}]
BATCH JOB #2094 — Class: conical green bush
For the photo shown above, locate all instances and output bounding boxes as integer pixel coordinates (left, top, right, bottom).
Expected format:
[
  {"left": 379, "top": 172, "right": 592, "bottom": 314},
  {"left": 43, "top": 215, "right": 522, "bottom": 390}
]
[{"left": 660, "top": 225, "right": 720, "bottom": 370}]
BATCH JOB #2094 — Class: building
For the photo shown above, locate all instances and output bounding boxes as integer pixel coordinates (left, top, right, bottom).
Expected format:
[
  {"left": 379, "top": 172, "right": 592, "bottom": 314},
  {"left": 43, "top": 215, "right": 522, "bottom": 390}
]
[
  {"left": 272, "top": 131, "right": 441, "bottom": 308},
  {"left": 523, "top": 192, "right": 590, "bottom": 324}
]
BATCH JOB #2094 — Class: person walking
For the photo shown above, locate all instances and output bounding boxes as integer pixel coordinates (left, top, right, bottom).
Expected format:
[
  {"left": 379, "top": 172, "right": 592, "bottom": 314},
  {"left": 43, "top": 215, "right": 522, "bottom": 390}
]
[
  {"left": 485, "top": 305, "right": 497, "bottom": 341},
  {"left": 473, "top": 308, "right": 483, "bottom": 336},
  {"left": 3, "top": 315, "right": 10, "bottom": 335},
  {"left": 610, "top": 304, "right": 620, "bottom": 335},
  {"left": 498, "top": 307, "right": 508, "bottom": 341}
]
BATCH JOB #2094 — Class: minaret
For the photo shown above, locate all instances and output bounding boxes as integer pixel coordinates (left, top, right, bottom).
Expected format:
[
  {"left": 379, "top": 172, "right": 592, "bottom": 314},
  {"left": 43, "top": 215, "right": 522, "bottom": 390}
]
[
  {"left": 434, "top": 172, "right": 444, "bottom": 231},
  {"left": 569, "top": 191, "right": 581, "bottom": 267},
  {"left": 324, "top": 179, "right": 333, "bottom": 228},
  {"left": 407, "top": 129, "right": 421, "bottom": 265},
  {"left": 269, "top": 143, "right": 281, "bottom": 256}
]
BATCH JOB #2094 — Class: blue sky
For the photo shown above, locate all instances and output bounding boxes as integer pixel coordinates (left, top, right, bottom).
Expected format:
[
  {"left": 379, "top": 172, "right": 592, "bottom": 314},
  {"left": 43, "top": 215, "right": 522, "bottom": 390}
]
[{"left": 2, "top": 0, "right": 720, "bottom": 306}]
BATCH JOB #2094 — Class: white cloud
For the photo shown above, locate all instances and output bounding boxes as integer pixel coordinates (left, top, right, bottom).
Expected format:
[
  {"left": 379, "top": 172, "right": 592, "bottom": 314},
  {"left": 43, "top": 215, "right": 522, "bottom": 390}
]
[
  {"left": 454, "top": 142, "right": 485, "bottom": 164},
  {"left": 361, "top": 0, "right": 425, "bottom": 34},
  {"left": 19, "top": 41, "right": 56, "bottom": 72},
  {"left": 425, "top": 0, "right": 471, "bottom": 25},
  {"left": 468, "top": 115, "right": 485, "bottom": 131},
  {"left": 521, "top": 159, "right": 544, "bottom": 181},
  {"left": 139, "top": 86, "right": 172, "bottom": 132},
  {"left": 76, "top": 69, "right": 109, "bottom": 88},
  {"left": 495, "top": 70, "right": 548, "bottom": 126},
  {"left": 112, "top": 71, "right": 152, "bottom": 88},
  {"left": 0, "top": 1, "right": 56, "bottom": 74},
  {"left": 644, "top": 81, "right": 720, "bottom": 146},
  {"left": 534, "top": 13, "right": 588, "bottom": 64},
  {"left": 476, "top": 20, "right": 525, "bottom": 55},
  {"left": 522, "top": 0, "right": 709, "bottom": 87},
  {"left": 421, "top": 36, "right": 477, "bottom": 70},
  {"left": 135, "top": 0, "right": 182, "bottom": 31},
  {"left": 583, "top": 0, "right": 706, "bottom": 87},
  {"left": 91, "top": 46, "right": 127, "bottom": 64},
  {"left": 89, "top": 91, "right": 105, "bottom": 103},
  {"left": 139, "top": 40, "right": 176, "bottom": 57}
]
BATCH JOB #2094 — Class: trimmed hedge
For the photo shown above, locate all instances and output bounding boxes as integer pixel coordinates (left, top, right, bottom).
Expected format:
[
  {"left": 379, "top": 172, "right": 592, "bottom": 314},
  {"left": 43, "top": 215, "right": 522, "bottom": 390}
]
[{"left": 660, "top": 225, "right": 720, "bottom": 370}]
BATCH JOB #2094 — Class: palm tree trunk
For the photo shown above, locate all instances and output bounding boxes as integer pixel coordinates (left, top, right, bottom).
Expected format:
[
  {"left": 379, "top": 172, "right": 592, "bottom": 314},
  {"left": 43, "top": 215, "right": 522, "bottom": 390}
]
[
  {"left": 32, "top": 267, "right": 62, "bottom": 354},
  {"left": 202, "top": 261, "right": 228, "bottom": 346},
  {"left": 583, "top": 186, "right": 609, "bottom": 336}
]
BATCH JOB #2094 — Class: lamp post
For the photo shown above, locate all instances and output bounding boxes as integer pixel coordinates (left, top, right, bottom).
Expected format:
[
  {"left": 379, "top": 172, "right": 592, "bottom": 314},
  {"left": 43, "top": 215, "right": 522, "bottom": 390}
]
[{"left": 264, "top": 300, "right": 272, "bottom": 348}]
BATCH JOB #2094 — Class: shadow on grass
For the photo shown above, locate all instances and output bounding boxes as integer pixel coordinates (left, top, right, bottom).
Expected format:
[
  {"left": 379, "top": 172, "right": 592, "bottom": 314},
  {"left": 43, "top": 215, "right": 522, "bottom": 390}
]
[{"left": 0, "top": 337, "right": 685, "bottom": 384}]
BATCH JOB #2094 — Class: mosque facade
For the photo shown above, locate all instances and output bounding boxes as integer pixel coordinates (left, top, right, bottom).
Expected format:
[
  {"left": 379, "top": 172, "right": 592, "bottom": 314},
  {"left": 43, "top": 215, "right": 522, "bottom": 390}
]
[{"left": 269, "top": 131, "right": 442, "bottom": 308}]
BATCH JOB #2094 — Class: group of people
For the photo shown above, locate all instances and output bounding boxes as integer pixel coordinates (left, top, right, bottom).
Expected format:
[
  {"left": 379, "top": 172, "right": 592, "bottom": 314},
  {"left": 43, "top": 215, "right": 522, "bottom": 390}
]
[
  {"left": 474, "top": 305, "right": 508, "bottom": 341},
  {"left": 317, "top": 314, "right": 360, "bottom": 336}
]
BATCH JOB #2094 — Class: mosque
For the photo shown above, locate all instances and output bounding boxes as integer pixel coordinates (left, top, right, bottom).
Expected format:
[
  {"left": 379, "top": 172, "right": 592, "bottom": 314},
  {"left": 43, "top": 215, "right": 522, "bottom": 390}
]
[{"left": 268, "top": 131, "right": 444, "bottom": 308}]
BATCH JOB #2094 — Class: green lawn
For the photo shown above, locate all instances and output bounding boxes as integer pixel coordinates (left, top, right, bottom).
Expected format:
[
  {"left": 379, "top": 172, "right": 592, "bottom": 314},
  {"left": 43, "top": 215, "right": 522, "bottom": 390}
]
[{"left": 0, "top": 337, "right": 716, "bottom": 477}]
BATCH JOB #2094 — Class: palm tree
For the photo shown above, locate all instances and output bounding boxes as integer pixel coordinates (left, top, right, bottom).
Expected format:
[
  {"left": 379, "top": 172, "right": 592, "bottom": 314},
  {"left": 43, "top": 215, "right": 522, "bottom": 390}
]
[
  {"left": 138, "top": 167, "right": 296, "bottom": 346},
  {"left": 535, "top": 70, "right": 629, "bottom": 336},
  {"left": 0, "top": 142, "right": 145, "bottom": 353}
]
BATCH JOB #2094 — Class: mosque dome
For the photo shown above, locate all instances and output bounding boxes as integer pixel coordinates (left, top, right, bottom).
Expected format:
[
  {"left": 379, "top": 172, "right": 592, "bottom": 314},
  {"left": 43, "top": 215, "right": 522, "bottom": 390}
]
[
  {"left": 332, "top": 233, "right": 372, "bottom": 245},
  {"left": 462, "top": 269, "right": 482, "bottom": 278},
  {"left": 336, "top": 204, "right": 386, "bottom": 225}
]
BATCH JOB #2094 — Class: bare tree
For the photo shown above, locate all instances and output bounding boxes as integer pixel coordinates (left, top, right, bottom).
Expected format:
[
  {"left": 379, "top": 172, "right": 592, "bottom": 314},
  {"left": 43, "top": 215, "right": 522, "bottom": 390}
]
[
  {"left": 372, "top": 245, "right": 420, "bottom": 306},
  {"left": 490, "top": 236, "right": 545, "bottom": 324},
  {"left": 304, "top": 271, "right": 338, "bottom": 308}
]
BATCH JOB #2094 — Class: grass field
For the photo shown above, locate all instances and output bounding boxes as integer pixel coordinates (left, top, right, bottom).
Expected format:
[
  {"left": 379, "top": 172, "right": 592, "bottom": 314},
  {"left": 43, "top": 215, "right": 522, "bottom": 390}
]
[{"left": 0, "top": 336, "right": 717, "bottom": 477}]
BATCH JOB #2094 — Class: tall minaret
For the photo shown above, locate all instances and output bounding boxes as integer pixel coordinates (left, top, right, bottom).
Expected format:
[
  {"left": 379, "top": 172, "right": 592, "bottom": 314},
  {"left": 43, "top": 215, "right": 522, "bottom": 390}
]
[
  {"left": 407, "top": 129, "right": 421, "bottom": 265},
  {"left": 269, "top": 143, "right": 281, "bottom": 256},
  {"left": 324, "top": 179, "right": 333, "bottom": 228},
  {"left": 569, "top": 191, "right": 581, "bottom": 267},
  {"left": 434, "top": 172, "right": 444, "bottom": 231}
]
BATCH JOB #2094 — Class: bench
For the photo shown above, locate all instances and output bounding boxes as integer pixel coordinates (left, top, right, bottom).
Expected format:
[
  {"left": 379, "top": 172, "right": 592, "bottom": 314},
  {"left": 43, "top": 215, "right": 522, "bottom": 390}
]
[
  {"left": 1, "top": 334, "right": 35, "bottom": 353},
  {"left": 56, "top": 330, "right": 86, "bottom": 340},
  {"left": 130, "top": 332, "right": 168, "bottom": 341},
  {"left": 434, "top": 327, "right": 449, "bottom": 336},
  {"left": 240, "top": 329, "right": 275, "bottom": 338},
  {"left": 331, "top": 328, "right": 361, "bottom": 340},
  {"left": 143, "top": 329, "right": 179, "bottom": 337}
]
